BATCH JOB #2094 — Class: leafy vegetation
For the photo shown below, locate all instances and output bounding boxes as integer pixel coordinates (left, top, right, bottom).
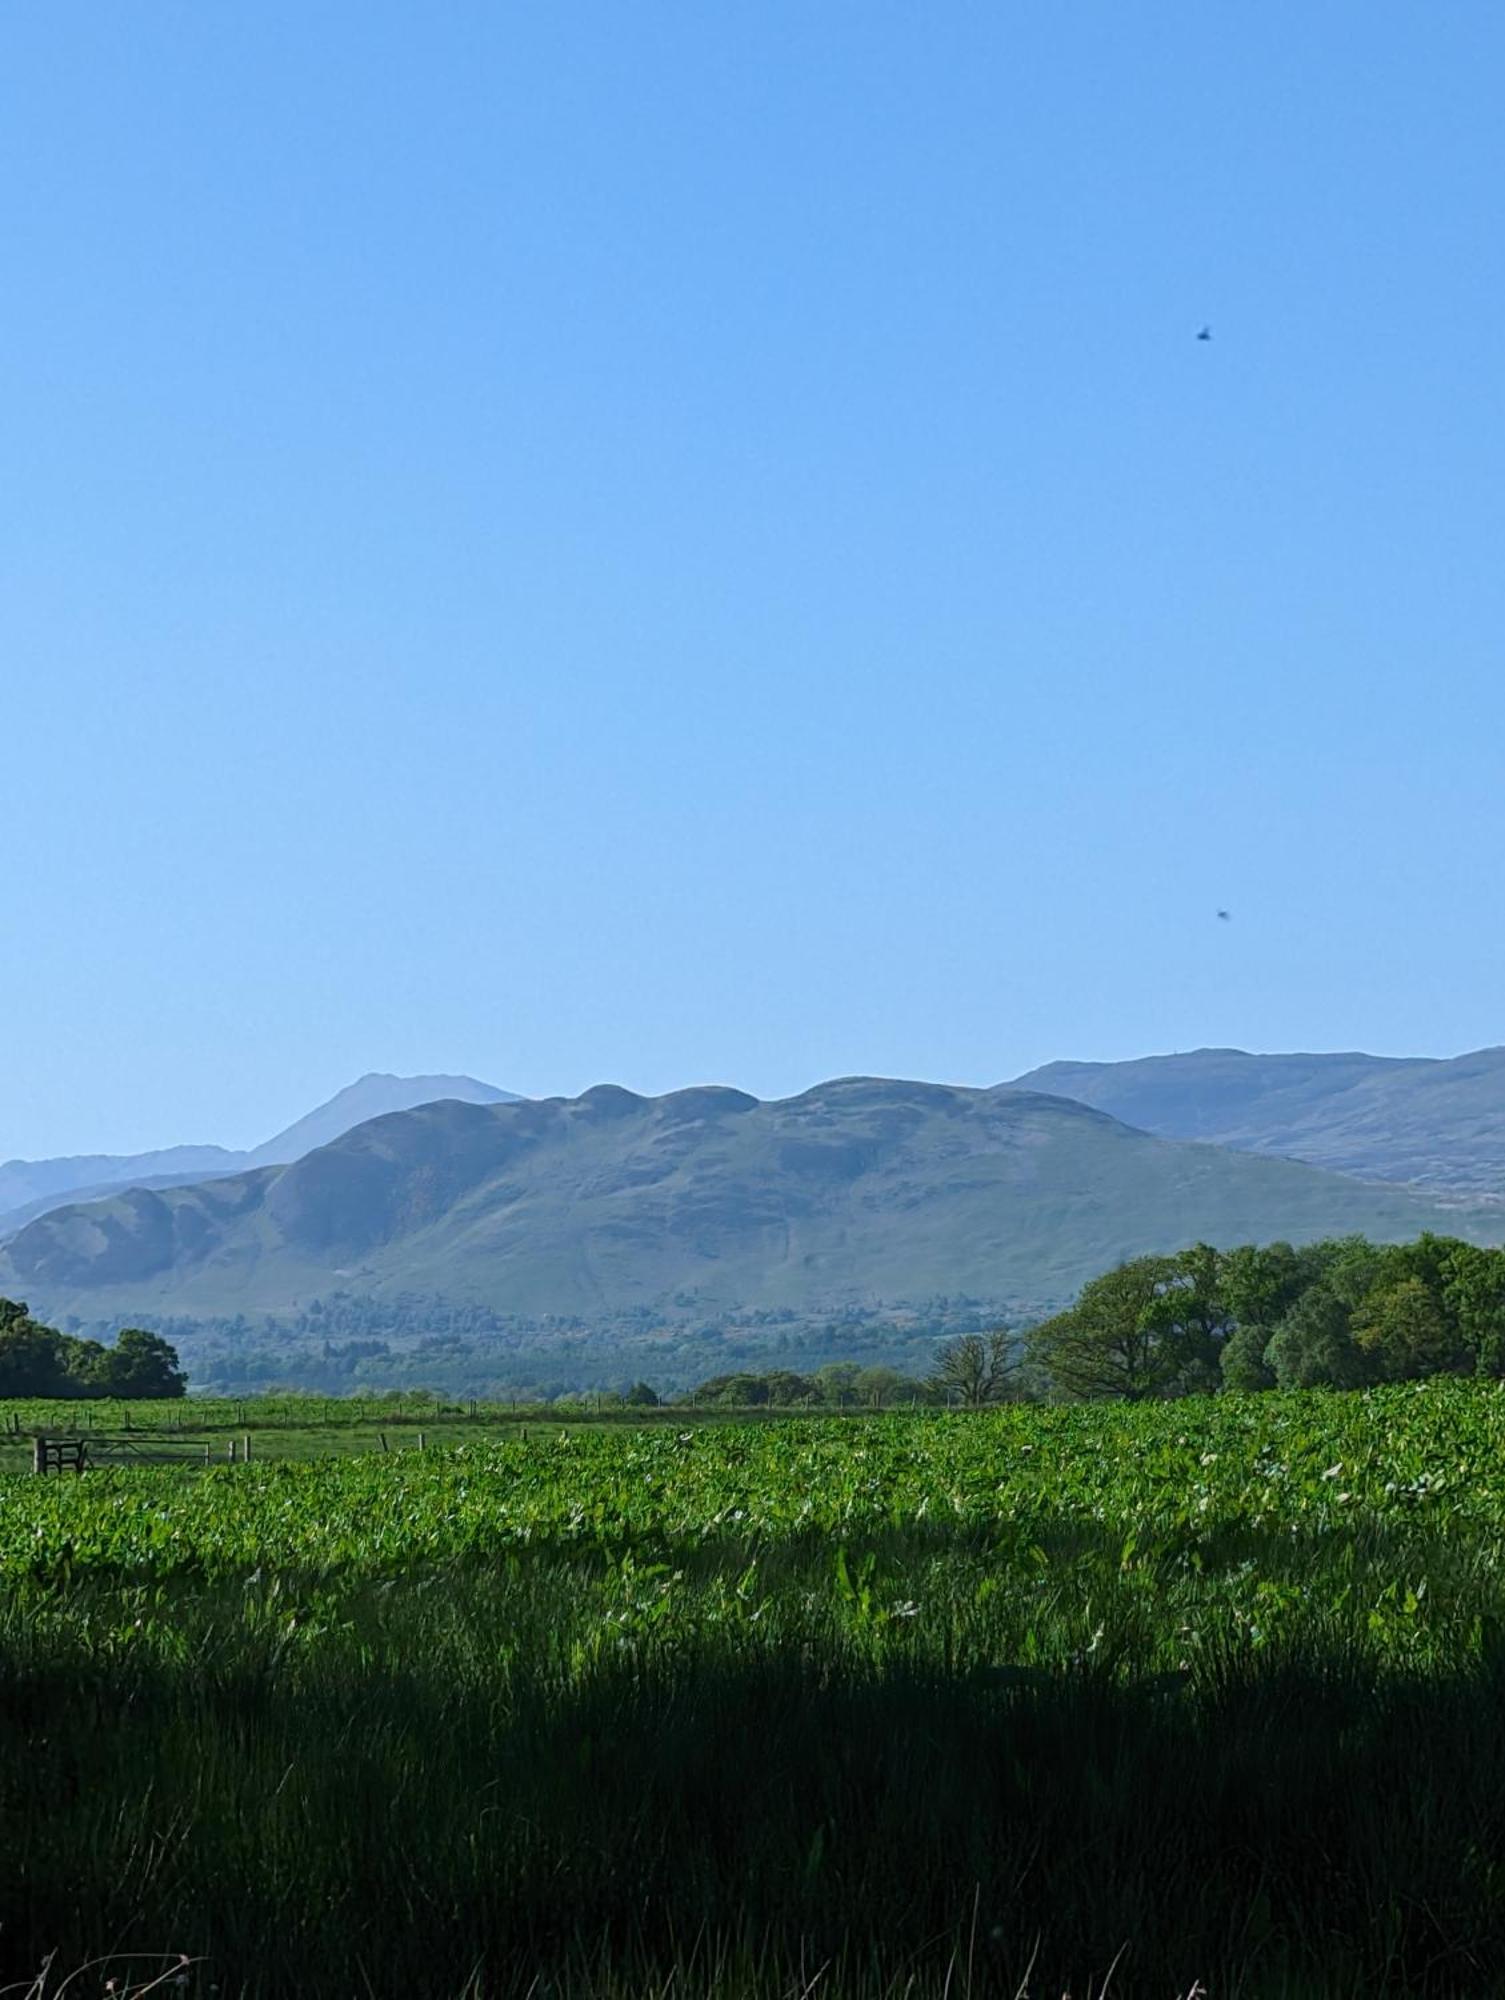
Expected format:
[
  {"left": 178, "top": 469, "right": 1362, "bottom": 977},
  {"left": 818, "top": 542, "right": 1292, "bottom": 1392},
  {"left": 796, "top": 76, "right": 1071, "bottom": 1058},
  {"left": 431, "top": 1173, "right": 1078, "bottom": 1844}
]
[
  {"left": 683, "top": 1361, "right": 933, "bottom": 1407},
  {"left": 0, "top": 1298, "right": 184, "bottom": 1397},
  {"left": 9, "top": 1385, "right": 1505, "bottom": 1993},
  {"left": 1028, "top": 1233, "right": 1505, "bottom": 1398},
  {"left": 5, "top": 1232, "right": 1503, "bottom": 1989}
]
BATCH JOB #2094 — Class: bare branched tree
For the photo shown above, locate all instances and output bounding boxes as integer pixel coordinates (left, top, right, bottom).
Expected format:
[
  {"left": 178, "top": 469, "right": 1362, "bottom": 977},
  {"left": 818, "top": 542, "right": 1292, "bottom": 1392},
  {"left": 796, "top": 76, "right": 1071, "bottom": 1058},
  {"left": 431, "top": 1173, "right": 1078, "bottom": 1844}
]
[{"left": 928, "top": 1329, "right": 1016, "bottom": 1406}]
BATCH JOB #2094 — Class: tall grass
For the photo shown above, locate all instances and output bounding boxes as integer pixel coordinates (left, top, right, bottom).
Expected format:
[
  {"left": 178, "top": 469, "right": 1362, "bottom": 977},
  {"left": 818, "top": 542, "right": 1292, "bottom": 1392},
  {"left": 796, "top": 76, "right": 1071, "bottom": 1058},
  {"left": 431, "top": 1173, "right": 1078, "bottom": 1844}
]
[{"left": 9, "top": 1392, "right": 1505, "bottom": 1995}]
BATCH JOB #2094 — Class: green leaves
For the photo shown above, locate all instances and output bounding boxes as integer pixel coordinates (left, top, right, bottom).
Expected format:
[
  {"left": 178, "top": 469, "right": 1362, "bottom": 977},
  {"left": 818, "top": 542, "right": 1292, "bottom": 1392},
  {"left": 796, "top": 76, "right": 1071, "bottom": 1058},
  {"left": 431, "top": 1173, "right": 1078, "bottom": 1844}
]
[
  {"left": 0, "top": 1305, "right": 187, "bottom": 1399},
  {"left": 4, "top": 1383, "right": 1505, "bottom": 1679},
  {"left": 1030, "top": 1235, "right": 1505, "bottom": 1401}
]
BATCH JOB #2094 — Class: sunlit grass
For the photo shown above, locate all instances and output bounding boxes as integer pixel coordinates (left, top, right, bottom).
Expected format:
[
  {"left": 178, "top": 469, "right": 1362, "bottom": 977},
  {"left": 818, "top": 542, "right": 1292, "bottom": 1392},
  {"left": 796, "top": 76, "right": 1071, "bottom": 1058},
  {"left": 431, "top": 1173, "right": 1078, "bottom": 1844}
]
[{"left": 8, "top": 1385, "right": 1505, "bottom": 1994}]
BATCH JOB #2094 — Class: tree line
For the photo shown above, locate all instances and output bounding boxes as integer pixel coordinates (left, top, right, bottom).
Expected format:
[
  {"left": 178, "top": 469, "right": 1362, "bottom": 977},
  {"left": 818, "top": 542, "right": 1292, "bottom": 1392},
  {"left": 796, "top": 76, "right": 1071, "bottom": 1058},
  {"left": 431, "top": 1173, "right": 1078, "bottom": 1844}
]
[
  {"left": 1025, "top": 1233, "right": 1505, "bottom": 1400},
  {"left": 6, "top": 1235, "right": 1501, "bottom": 1409},
  {"left": 0, "top": 1299, "right": 187, "bottom": 1399},
  {"left": 707, "top": 1236, "right": 1505, "bottom": 1409},
  {"left": 677, "top": 1363, "right": 933, "bottom": 1408}
]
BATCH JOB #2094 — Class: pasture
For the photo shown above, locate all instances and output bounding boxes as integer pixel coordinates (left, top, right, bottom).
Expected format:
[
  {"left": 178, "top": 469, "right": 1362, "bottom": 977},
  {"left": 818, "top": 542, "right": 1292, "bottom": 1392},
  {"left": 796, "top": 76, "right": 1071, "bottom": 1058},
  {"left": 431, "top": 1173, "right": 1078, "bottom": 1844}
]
[
  {"left": 7, "top": 1385, "right": 1505, "bottom": 1995},
  {"left": 0, "top": 1392, "right": 813, "bottom": 1475}
]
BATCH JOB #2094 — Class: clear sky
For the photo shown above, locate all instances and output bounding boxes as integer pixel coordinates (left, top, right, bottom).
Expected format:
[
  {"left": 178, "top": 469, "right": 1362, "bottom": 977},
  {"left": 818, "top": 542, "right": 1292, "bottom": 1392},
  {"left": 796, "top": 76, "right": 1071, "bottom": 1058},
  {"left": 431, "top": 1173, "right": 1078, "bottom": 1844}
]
[{"left": 5, "top": 5, "right": 1503, "bottom": 1158}]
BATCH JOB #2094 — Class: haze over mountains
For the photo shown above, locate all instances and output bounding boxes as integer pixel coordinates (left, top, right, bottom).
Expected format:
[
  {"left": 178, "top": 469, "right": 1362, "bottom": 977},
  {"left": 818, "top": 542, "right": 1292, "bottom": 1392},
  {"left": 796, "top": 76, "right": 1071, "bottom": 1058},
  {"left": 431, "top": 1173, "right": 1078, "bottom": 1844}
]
[
  {"left": 4, "top": 1077, "right": 1499, "bottom": 1344},
  {"left": 5, "top": 1046, "right": 1504, "bottom": 1393},
  {"left": 0, "top": 1074, "right": 518, "bottom": 1231},
  {"left": 1012, "top": 1047, "right": 1505, "bottom": 1193}
]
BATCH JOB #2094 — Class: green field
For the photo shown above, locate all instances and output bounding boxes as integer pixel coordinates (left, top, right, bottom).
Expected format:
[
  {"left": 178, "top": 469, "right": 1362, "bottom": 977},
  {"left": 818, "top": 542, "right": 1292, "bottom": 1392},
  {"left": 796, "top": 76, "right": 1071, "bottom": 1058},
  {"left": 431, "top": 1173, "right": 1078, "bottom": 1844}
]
[
  {"left": 0, "top": 1394, "right": 632, "bottom": 1475},
  {"left": 0, "top": 1392, "right": 820, "bottom": 1477},
  {"left": 9, "top": 1385, "right": 1505, "bottom": 1995}
]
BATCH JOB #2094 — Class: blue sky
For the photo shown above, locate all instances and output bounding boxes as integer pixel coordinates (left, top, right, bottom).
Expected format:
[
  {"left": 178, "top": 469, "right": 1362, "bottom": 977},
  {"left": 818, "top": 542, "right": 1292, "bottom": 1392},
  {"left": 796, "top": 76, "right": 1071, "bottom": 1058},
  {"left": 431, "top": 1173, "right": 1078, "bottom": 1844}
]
[{"left": 5, "top": 5, "right": 1503, "bottom": 1157}]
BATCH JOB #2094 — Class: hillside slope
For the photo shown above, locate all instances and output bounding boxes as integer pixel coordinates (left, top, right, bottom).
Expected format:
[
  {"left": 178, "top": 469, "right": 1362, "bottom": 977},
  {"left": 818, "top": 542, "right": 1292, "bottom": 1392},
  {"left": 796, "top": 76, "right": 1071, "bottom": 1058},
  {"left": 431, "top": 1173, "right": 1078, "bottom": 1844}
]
[
  {"left": 1011, "top": 1048, "right": 1505, "bottom": 1191},
  {"left": 4, "top": 1079, "right": 1495, "bottom": 1328}
]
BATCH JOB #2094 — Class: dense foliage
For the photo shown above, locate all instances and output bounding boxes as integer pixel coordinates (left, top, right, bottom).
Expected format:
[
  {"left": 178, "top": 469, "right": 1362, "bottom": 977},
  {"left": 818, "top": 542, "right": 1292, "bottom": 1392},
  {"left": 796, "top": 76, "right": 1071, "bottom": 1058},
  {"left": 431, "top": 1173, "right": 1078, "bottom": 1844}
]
[
  {"left": 684, "top": 1361, "right": 932, "bottom": 1407},
  {"left": 9, "top": 1387, "right": 1505, "bottom": 1993},
  {"left": 7, "top": 1382, "right": 1505, "bottom": 1584},
  {"left": 0, "top": 1298, "right": 185, "bottom": 1398},
  {"left": 1028, "top": 1232, "right": 1505, "bottom": 1399},
  {"left": 5, "top": 1380, "right": 1505, "bottom": 1582}
]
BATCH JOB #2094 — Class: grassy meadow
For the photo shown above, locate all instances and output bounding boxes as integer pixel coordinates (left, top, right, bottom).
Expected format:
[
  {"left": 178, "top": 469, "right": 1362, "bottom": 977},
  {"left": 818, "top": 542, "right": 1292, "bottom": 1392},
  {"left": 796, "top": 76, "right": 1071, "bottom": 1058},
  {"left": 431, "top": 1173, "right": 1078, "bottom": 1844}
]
[
  {"left": 0, "top": 1392, "right": 768, "bottom": 1476},
  {"left": 8, "top": 1386, "right": 1505, "bottom": 1995}
]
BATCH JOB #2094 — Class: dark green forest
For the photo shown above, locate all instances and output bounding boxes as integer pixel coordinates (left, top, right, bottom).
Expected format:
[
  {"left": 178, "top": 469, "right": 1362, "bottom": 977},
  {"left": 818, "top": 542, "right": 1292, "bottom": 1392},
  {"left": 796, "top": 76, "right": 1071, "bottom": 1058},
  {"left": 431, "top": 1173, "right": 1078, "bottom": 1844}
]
[
  {"left": 1026, "top": 1232, "right": 1505, "bottom": 1400},
  {"left": 0, "top": 1299, "right": 186, "bottom": 1398}
]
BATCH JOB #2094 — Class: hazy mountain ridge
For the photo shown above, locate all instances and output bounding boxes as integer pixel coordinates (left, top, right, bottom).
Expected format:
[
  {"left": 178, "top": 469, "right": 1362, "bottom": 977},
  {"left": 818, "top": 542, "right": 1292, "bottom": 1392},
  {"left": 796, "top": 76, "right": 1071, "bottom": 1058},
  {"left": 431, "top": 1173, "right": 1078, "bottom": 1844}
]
[
  {"left": 243, "top": 1073, "right": 520, "bottom": 1167},
  {"left": 0, "top": 1168, "right": 249, "bottom": 1236},
  {"left": 0, "top": 1073, "right": 519, "bottom": 1230},
  {"left": 0, "top": 1146, "right": 238, "bottom": 1221},
  {"left": 5, "top": 1077, "right": 1495, "bottom": 1333},
  {"left": 1011, "top": 1047, "right": 1505, "bottom": 1191}
]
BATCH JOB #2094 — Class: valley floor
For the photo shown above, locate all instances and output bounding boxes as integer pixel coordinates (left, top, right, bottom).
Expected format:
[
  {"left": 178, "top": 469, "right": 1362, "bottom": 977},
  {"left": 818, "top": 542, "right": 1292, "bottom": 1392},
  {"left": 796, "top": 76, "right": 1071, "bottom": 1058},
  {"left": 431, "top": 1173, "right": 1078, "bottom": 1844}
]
[{"left": 7, "top": 1389, "right": 1505, "bottom": 1996}]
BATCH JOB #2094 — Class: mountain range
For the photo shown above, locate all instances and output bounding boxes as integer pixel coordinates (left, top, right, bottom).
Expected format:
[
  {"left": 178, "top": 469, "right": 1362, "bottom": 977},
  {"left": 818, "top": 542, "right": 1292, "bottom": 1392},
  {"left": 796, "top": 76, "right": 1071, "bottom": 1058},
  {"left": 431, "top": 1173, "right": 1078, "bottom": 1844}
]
[
  {"left": 4, "top": 1076, "right": 1499, "bottom": 1337},
  {"left": 0, "top": 1074, "right": 518, "bottom": 1232},
  {"left": 1011, "top": 1046, "right": 1505, "bottom": 1192}
]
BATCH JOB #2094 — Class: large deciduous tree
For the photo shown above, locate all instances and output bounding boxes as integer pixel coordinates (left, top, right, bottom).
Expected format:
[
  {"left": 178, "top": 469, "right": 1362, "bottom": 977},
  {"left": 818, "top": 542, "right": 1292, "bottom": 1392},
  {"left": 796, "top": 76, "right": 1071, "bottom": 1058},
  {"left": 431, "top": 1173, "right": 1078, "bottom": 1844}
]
[
  {"left": 1027, "top": 1253, "right": 1225, "bottom": 1401},
  {"left": 1352, "top": 1275, "right": 1467, "bottom": 1380},
  {"left": 0, "top": 1301, "right": 70, "bottom": 1396},
  {"left": 1443, "top": 1242, "right": 1505, "bottom": 1375},
  {"left": 1264, "top": 1285, "right": 1367, "bottom": 1389},
  {"left": 94, "top": 1328, "right": 189, "bottom": 1398}
]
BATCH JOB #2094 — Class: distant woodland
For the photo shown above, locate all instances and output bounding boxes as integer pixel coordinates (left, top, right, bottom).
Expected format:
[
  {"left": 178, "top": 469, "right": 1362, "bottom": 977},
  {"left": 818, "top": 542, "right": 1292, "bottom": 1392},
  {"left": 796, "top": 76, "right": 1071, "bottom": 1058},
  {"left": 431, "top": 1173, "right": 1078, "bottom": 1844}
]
[{"left": 17, "top": 1234, "right": 1505, "bottom": 1409}]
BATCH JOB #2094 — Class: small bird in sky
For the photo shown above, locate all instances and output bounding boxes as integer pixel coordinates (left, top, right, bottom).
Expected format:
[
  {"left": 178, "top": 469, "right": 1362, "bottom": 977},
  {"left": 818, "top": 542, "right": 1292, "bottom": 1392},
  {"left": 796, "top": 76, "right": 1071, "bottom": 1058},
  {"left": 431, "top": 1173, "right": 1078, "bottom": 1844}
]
[
  {"left": 1197, "top": 325, "right": 1212, "bottom": 342},
  {"left": 1217, "top": 909, "right": 1231, "bottom": 921}
]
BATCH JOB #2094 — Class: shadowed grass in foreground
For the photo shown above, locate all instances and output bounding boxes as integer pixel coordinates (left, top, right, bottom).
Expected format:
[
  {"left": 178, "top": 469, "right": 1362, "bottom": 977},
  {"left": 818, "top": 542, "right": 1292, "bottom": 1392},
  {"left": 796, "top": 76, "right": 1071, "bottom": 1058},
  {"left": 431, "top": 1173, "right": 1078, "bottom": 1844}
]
[
  {"left": 11, "top": 1394, "right": 1505, "bottom": 1995},
  {"left": 8, "top": 1550, "right": 1505, "bottom": 1997}
]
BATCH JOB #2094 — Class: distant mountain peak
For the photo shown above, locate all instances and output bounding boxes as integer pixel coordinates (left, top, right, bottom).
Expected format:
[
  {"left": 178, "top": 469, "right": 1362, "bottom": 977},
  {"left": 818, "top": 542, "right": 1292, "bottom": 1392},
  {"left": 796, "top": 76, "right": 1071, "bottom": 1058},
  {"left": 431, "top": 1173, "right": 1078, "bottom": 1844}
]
[
  {"left": 0, "top": 1072, "right": 523, "bottom": 1233},
  {"left": 246, "top": 1074, "right": 521, "bottom": 1166}
]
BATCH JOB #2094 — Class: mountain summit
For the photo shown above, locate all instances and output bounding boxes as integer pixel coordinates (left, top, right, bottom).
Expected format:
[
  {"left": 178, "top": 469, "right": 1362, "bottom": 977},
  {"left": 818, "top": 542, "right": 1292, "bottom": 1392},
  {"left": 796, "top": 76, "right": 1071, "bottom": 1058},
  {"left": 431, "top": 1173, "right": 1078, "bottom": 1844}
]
[{"left": 245, "top": 1073, "right": 518, "bottom": 1167}]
